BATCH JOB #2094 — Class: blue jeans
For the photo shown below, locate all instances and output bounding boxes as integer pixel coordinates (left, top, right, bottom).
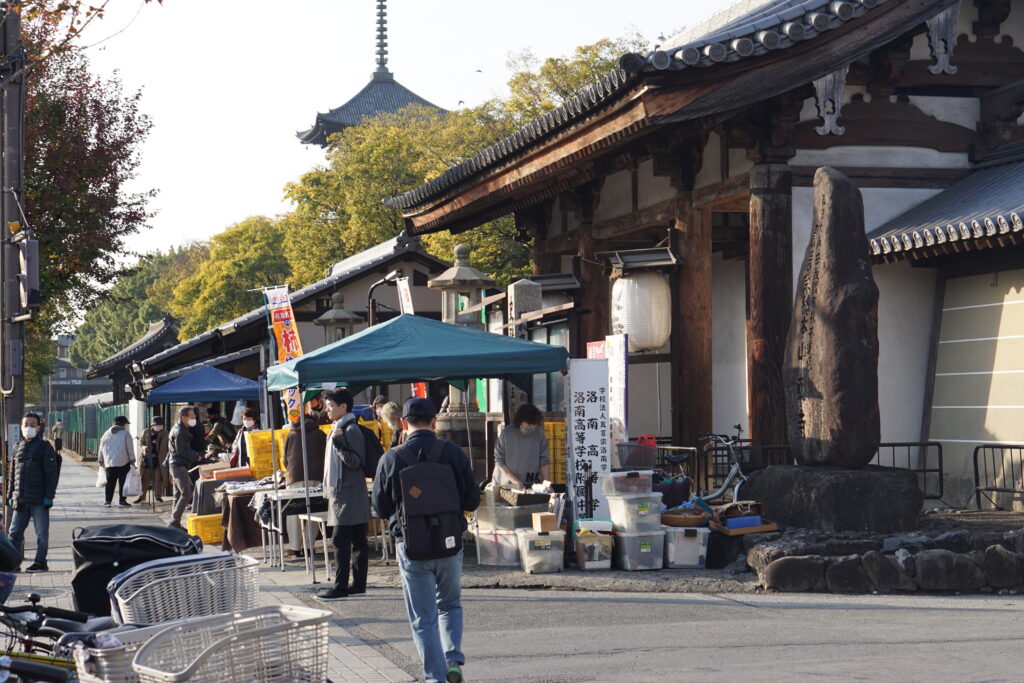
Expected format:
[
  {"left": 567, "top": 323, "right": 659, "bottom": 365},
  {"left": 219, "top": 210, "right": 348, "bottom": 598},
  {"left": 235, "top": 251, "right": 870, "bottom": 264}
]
[
  {"left": 10, "top": 504, "right": 49, "bottom": 565},
  {"left": 396, "top": 542, "right": 464, "bottom": 683}
]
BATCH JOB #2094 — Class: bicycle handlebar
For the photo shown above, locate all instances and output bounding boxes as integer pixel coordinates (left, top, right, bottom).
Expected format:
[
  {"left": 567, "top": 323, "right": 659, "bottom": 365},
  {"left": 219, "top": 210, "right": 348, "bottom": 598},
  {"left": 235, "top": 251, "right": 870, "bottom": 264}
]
[
  {"left": 0, "top": 655, "right": 72, "bottom": 683},
  {"left": 0, "top": 603, "right": 89, "bottom": 622}
]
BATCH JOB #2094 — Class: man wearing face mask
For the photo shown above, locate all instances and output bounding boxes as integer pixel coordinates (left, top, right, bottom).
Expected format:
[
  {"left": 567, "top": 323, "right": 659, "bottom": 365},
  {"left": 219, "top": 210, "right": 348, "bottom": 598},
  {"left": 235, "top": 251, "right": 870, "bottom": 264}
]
[
  {"left": 230, "top": 408, "right": 258, "bottom": 468},
  {"left": 492, "top": 403, "right": 549, "bottom": 490},
  {"left": 10, "top": 413, "right": 60, "bottom": 572},
  {"left": 136, "top": 416, "right": 169, "bottom": 504},
  {"left": 167, "top": 406, "right": 203, "bottom": 530}
]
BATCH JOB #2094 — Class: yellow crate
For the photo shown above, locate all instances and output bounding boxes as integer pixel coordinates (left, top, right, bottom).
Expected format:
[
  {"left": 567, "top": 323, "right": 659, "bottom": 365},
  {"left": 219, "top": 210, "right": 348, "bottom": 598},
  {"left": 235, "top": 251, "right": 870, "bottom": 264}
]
[
  {"left": 247, "top": 419, "right": 385, "bottom": 480},
  {"left": 186, "top": 513, "right": 224, "bottom": 545},
  {"left": 545, "top": 421, "right": 567, "bottom": 485}
]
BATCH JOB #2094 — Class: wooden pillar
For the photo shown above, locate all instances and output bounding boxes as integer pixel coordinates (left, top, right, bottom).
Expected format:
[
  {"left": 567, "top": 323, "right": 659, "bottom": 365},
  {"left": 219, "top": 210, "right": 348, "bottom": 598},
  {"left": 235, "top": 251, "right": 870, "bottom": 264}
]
[
  {"left": 574, "top": 227, "right": 609, "bottom": 356},
  {"left": 532, "top": 240, "right": 561, "bottom": 276},
  {"left": 747, "top": 163, "right": 792, "bottom": 445},
  {"left": 671, "top": 201, "right": 713, "bottom": 448}
]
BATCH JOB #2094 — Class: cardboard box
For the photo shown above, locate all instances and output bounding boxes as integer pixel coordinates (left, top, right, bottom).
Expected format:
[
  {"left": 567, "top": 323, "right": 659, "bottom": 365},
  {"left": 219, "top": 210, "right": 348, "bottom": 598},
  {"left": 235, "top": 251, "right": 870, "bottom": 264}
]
[
  {"left": 190, "top": 460, "right": 229, "bottom": 479},
  {"left": 532, "top": 512, "right": 559, "bottom": 532}
]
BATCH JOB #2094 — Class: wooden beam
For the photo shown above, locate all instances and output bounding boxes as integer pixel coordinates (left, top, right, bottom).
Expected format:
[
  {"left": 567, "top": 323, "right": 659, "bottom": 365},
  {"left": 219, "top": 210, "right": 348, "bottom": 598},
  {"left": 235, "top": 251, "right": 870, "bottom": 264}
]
[
  {"left": 502, "top": 302, "right": 576, "bottom": 329},
  {"left": 574, "top": 229, "right": 610, "bottom": 357},
  {"left": 671, "top": 201, "right": 713, "bottom": 448},
  {"left": 591, "top": 196, "right": 684, "bottom": 240},
  {"left": 693, "top": 173, "right": 750, "bottom": 208},
  {"left": 747, "top": 163, "right": 792, "bottom": 446}
]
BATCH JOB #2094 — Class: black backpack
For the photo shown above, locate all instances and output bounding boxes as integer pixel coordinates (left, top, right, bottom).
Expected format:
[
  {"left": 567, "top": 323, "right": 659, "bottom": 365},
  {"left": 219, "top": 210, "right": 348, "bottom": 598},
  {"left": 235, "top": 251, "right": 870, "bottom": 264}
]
[
  {"left": 396, "top": 441, "right": 464, "bottom": 561},
  {"left": 336, "top": 422, "right": 384, "bottom": 478}
]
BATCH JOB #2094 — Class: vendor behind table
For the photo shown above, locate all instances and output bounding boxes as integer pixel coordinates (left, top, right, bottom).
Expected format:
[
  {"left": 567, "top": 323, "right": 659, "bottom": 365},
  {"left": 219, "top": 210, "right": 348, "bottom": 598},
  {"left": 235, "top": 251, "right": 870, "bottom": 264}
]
[{"left": 492, "top": 403, "right": 550, "bottom": 490}]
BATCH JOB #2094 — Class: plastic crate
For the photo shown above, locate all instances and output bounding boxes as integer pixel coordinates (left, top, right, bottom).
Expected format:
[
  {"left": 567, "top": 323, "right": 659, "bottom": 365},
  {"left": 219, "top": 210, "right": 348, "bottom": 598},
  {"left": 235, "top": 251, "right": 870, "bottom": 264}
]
[
  {"left": 185, "top": 513, "right": 224, "bottom": 545},
  {"left": 544, "top": 421, "right": 567, "bottom": 485},
  {"left": 132, "top": 605, "right": 331, "bottom": 682}
]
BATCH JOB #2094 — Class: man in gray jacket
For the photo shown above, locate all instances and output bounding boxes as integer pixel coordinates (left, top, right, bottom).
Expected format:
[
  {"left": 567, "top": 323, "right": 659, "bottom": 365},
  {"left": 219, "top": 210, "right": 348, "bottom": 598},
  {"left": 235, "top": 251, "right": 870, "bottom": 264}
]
[
  {"left": 167, "top": 406, "right": 202, "bottom": 530},
  {"left": 98, "top": 416, "right": 134, "bottom": 508},
  {"left": 316, "top": 389, "right": 371, "bottom": 602}
]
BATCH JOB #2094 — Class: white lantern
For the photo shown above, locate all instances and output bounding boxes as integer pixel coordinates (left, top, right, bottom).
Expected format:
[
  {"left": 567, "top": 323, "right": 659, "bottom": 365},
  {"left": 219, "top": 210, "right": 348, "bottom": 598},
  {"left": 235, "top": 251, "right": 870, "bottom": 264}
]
[{"left": 610, "top": 271, "right": 672, "bottom": 351}]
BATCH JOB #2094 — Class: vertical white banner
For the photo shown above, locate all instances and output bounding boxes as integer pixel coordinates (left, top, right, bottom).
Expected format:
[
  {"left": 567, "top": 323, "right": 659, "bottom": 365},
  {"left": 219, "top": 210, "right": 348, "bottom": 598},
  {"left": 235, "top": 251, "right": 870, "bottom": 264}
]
[
  {"left": 567, "top": 358, "right": 610, "bottom": 521},
  {"left": 396, "top": 277, "right": 414, "bottom": 314},
  {"left": 605, "top": 334, "right": 629, "bottom": 467}
]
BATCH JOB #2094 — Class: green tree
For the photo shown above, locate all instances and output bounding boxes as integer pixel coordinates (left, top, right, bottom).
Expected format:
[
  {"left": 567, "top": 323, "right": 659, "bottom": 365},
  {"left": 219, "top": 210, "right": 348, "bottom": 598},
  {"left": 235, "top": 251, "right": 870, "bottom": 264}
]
[
  {"left": 281, "top": 167, "right": 349, "bottom": 288},
  {"left": 170, "top": 217, "right": 290, "bottom": 338}
]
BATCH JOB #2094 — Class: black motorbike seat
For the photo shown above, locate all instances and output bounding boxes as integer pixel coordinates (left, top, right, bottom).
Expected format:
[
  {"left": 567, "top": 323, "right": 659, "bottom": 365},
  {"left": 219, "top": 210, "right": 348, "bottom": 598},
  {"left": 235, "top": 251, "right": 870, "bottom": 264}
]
[{"left": 42, "top": 615, "right": 116, "bottom": 633}]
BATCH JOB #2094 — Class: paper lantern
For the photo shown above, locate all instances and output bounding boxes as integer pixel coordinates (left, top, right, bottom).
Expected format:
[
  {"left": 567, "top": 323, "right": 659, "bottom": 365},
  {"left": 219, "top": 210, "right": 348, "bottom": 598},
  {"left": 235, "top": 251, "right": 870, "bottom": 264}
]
[{"left": 610, "top": 271, "right": 672, "bottom": 351}]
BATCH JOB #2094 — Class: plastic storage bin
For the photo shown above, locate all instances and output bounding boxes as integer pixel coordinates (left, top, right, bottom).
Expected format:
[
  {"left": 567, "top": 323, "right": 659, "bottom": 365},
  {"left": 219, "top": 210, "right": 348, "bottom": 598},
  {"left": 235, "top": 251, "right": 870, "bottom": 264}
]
[
  {"left": 607, "top": 492, "right": 663, "bottom": 532},
  {"left": 599, "top": 471, "right": 654, "bottom": 495},
  {"left": 576, "top": 533, "right": 614, "bottom": 570},
  {"left": 474, "top": 528, "right": 520, "bottom": 567},
  {"left": 477, "top": 503, "right": 548, "bottom": 530},
  {"left": 664, "top": 526, "right": 710, "bottom": 569},
  {"left": 185, "top": 513, "right": 224, "bottom": 545},
  {"left": 515, "top": 529, "right": 565, "bottom": 574},
  {"left": 614, "top": 530, "right": 665, "bottom": 571}
]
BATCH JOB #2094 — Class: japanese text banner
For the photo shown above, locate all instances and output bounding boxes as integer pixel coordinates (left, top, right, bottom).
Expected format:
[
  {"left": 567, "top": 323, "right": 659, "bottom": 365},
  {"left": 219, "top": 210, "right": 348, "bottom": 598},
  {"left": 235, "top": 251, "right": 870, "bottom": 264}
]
[{"left": 265, "top": 285, "right": 305, "bottom": 423}]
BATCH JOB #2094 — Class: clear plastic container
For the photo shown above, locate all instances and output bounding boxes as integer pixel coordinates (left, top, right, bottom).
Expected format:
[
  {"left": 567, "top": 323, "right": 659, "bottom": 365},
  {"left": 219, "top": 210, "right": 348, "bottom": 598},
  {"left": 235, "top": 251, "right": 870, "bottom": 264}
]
[
  {"left": 614, "top": 530, "right": 665, "bottom": 571},
  {"left": 607, "top": 492, "right": 663, "bottom": 532},
  {"left": 599, "top": 470, "right": 654, "bottom": 495},
  {"left": 474, "top": 528, "right": 521, "bottom": 566},
  {"left": 515, "top": 529, "right": 565, "bottom": 574},
  {"left": 476, "top": 503, "right": 549, "bottom": 530},
  {"left": 575, "top": 533, "right": 614, "bottom": 570},
  {"left": 663, "top": 526, "right": 710, "bottom": 569}
]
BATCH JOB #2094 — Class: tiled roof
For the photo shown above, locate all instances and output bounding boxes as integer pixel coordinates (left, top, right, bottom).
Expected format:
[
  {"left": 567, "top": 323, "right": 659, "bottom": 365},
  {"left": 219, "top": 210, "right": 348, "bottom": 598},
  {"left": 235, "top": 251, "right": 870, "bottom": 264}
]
[
  {"left": 86, "top": 317, "right": 178, "bottom": 378},
  {"left": 867, "top": 161, "right": 1024, "bottom": 260},
  {"left": 137, "top": 234, "right": 448, "bottom": 372},
  {"left": 297, "top": 72, "right": 445, "bottom": 147},
  {"left": 385, "top": 0, "right": 890, "bottom": 215},
  {"left": 144, "top": 346, "right": 261, "bottom": 389}
]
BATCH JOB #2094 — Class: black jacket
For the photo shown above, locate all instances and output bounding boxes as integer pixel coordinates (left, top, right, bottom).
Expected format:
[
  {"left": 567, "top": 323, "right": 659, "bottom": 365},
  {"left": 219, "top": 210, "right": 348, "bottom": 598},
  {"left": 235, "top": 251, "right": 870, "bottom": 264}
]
[
  {"left": 168, "top": 422, "right": 201, "bottom": 468},
  {"left": 11, "top": 437, "right": 60, "bottom": 506},
  {"left": 372, "top": 430, "right": 480, "bottom": 539}
]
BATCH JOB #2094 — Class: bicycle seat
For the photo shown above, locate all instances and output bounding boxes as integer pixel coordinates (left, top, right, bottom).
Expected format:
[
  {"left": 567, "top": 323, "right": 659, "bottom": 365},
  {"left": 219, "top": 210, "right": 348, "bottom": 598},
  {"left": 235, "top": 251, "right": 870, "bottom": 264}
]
[
  {"left": 663, "top": 452, "right": 693, "bottom": 464},
  {"left": 41, "top": 615, "right": 116, "bottom": 634}
]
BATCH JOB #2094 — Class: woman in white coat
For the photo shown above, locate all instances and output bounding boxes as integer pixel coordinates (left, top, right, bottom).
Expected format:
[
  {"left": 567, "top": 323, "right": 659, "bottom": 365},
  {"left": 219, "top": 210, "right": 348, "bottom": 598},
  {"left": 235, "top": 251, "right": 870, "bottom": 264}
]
[{"left": 98, "top": 415, "right": 135, "bottom": 508}]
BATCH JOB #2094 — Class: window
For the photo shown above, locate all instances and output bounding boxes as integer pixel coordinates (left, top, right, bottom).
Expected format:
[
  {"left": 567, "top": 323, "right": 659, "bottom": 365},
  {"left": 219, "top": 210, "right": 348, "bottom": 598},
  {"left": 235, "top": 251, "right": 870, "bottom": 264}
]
[{"left": 528, "top": 321, "right": 569, "bottom": 412}]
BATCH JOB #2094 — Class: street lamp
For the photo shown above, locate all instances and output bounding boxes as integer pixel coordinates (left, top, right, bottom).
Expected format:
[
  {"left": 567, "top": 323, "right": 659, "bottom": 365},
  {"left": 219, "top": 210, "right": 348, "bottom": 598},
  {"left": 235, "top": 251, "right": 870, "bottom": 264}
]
[
  {"left": 314, "top": 292, "right": 363, "bottom": 345},
  {"left": 366, "top": 268, "right": 403, "bottom": 327}
]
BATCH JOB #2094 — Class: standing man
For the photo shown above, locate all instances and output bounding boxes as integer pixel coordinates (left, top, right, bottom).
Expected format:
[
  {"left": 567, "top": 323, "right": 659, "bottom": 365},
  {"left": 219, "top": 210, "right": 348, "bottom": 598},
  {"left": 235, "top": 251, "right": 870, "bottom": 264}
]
[
  {"left": 168, "top": 406, "right": 202, "bottom": 530},
  {"left": 136, "top": 416, "right": 169, "bottom": 504},
  {"left": 10, "top": 413, "right": 61, "bottom": 572},
  {"left": 50, "top": 419, "right": 63, "bottom": 454},
  {"left": 316, "top": 389, "right": 371, "bottom": 602},
  {"left": 98, "top": 416, "right": 134, "bottom": 508},
  {"left": 372, "top": 398, "right": 480, "bottom": 683}
]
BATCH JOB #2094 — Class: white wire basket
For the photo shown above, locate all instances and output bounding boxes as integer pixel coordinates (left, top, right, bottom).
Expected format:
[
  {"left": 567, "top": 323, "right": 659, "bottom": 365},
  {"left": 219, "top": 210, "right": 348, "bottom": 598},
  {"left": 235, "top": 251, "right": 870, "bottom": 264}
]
[
  {"left": 131, "top": 605, "right": 331, "bottom": 683},
  {"left": 76, "top": 622, "right": 188, "bottom": 683},
  {"left": 110, "top": 552, "right": 260, "bottom": 624}
]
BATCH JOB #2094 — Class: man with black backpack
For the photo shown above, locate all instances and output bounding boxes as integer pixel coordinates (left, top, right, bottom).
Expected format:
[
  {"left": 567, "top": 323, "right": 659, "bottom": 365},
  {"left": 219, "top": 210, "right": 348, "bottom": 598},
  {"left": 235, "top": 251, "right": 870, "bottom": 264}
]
[
  {"left": 372, "top": 397, "right": 479, "bottom": 683},
  {"left": 316, "top": 389, "right": 381, "bottom": 602}
]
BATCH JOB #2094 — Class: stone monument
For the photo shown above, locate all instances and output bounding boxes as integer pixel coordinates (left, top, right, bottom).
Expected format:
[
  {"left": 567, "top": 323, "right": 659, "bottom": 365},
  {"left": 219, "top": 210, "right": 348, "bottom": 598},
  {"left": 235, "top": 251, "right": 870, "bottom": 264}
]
[{"left": 741, "top": 167, "right": 923, "bottom": 532}]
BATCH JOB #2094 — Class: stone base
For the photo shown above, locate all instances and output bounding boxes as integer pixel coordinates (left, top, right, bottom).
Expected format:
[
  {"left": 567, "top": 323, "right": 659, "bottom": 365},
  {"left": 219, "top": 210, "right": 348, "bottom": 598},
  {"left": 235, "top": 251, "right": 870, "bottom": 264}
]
[{"left": 740, "top": 465, "right": 923, "bottom": 533}]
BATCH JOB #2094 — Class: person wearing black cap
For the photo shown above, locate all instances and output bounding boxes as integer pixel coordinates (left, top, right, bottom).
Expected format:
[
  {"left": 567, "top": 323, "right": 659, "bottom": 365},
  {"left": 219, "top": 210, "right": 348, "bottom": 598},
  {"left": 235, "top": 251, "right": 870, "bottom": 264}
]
[
  {"left": 137, "top": 416, "right": 169, "bottom": 503},
  {"left": 372, "top": 397, "right": 479, "bottom": 683},
  {"left": 98, "top": 415, "right": 135, "bottom": 508}
]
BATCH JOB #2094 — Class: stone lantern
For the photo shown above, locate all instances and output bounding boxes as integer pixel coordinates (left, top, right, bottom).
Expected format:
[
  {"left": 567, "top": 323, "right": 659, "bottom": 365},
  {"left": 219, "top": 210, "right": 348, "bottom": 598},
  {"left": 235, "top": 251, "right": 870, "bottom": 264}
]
[
  {"left": 428, "top": 245, "right": 496, "bottom": 412},
  {"left": 313, "top": 292, "right": 363, "bottom": 346},
  {"left": 428, "top": 245, "right": 495, "bottom": 472}
]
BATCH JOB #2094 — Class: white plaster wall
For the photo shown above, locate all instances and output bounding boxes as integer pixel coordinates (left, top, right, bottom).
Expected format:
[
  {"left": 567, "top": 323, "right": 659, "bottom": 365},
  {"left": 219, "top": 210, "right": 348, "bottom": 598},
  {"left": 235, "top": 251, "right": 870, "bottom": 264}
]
[
  {"left": 694, "top": 132, "right": 722, "bottom": 189},
  {"left": 791, "top": 146, "right": 970, "bottom": 169},
  {"left": 637, "top": 158, "right": 677, "bottom": 208},
  {"left": 910, "top": 1, "right": 977, "bottom": 61},
  {"left": 594, "top": 169, "right": 632, "bottom": 221},
  {"left": 791, "top": 186, "right": 943, "bottom": 444},
  {"left": 998, "top": 1, "right": 1024, "bottom": 45},
  {"left": 728, "top": 149, "right": 753, "bottom": 177},
  {"left": 626, "top": 362, "right": 672, "bottom": 438},
  {"left": 907, "top": 95, "right": 980, "bottom": 130},
  {"left": 711, "top": 254, "right": 749, "bottom": 433},
  {"left": 547, "top": 196, "right": 563, "bottom": 236}
]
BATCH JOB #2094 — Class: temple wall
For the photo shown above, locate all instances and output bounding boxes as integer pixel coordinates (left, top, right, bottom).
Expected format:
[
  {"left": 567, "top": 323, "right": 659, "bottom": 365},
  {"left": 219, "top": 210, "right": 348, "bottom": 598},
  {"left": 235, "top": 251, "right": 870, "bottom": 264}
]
[{"left": 711, "top": 253, "right": 749, "bottom": 434}]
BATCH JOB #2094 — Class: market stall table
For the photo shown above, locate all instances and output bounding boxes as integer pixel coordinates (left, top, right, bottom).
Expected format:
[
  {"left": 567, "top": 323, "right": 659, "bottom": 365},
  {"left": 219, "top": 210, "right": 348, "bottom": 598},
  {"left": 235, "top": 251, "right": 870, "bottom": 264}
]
[
  {"left": 219, "top": 489, "right": 264, "bottom": 552},
  {"left": 193, "top": 473, "right": 252, "bottom": 516}
]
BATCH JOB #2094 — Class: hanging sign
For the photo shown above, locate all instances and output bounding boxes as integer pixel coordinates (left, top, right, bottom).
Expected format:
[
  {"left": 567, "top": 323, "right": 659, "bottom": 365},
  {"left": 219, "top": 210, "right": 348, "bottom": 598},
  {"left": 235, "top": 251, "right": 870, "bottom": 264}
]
[
  {"left": 606, "top": 334, "right": 629, "bottom": 466},
  {"left": 265, "top": 285, "right": 305, "bottom": 423},
  {"left": 396, "top": 277, "right": 414, "bottom": 314},
  {"left": 586, "top": 341, "right": 606, "bottom": 359},
  {"left": 566, "top": 358, "right": 610, "bottom": 520}
]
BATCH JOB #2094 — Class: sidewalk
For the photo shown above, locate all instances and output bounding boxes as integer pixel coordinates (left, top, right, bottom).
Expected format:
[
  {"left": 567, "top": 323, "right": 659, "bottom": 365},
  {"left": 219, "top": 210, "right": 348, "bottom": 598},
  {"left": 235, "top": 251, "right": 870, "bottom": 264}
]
[{"left": 11, "top": 451, "right": 413, "bottom": 683}]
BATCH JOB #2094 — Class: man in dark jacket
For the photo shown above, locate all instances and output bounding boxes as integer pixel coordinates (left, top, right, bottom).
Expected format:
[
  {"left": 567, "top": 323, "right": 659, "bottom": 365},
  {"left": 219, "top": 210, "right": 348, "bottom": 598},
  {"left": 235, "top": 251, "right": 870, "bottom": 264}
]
[
  {"left": 372, "top": 398, "right": 479, "bottom": 683},
  {"left": 168, "top": 406, "right": 202, "bottom": 530},
  {"left": 10, "top": 412, "right": 60, "bottom": 572}
]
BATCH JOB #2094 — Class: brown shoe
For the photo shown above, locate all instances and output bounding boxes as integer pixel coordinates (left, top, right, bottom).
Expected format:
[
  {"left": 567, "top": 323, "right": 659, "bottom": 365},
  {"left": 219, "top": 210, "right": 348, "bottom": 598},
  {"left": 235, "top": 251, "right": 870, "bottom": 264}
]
[{"left": 133, "top": 497, "right": 146, "bottom": 504}]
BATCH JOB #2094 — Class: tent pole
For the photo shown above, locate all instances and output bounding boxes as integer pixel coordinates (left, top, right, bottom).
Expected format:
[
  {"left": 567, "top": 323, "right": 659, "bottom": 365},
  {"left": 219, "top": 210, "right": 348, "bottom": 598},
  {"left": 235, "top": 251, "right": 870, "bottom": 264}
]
[
  {"left": 271, "top": 399, "right": 285, "bottom": 571},
  {"left": 463, "top": 388, "right": 473, "bottom": 468},
  {"left": 299, "top": 393, "right": 317, "bottom": 585}
]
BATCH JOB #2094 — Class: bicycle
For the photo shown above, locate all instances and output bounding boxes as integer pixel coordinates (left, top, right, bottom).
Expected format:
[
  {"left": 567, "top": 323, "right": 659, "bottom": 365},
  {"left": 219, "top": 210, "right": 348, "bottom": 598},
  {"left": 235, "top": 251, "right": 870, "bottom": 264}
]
[
  {"left": 0, "top": 653, "right": 73, "bottom": 682},
  {"left": 690, "top": 424, "right": 748, "bottom": 511}
]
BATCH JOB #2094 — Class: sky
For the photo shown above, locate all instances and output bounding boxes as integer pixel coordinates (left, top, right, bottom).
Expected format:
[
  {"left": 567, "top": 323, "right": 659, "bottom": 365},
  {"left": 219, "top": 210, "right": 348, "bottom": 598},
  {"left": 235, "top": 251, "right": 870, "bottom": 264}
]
[{"left": 78, "top": 0, "right": 738, "bottom": 257}]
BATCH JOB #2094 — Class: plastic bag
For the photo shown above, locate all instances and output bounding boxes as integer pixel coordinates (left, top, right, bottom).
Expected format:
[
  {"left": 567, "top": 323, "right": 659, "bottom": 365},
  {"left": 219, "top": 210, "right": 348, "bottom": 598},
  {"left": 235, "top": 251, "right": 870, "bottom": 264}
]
[
  {"left": 95, "top": 466, "right": 107, "bottom": 488},
  {"left": 123, "top": 468, "right": 141, "bottom": 497}
]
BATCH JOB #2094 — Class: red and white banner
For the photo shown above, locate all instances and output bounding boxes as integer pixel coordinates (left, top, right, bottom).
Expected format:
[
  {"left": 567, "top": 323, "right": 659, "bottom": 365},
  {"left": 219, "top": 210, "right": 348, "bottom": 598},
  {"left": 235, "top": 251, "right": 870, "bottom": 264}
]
[{"left": 265, "top": 285, "right": 305, "bottom": 423}]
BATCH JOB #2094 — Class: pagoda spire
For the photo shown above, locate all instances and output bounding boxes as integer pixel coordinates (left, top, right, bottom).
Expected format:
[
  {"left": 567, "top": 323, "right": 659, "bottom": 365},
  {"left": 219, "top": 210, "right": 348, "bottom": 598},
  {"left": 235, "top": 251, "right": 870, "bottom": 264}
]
[{"left": 374, "top": 0, "right": 390, "bottom": 79}]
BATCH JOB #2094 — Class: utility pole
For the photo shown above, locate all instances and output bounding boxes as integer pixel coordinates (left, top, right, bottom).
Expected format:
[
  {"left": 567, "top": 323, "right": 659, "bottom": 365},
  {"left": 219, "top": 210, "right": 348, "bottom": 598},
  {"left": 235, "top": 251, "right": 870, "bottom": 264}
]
[{"left": 0, "top": 2, "right": 28, "bottom": 530}]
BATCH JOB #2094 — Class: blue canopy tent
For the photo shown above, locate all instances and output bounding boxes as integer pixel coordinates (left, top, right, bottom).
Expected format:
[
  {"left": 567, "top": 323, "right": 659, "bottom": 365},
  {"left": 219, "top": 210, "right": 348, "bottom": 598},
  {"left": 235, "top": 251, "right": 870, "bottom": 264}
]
[
  {"left": 265, "top": 314, "right": 569, "bottom": 392},
  {"left": 146, "top": 365, "right": 260, "bottom": 404}
]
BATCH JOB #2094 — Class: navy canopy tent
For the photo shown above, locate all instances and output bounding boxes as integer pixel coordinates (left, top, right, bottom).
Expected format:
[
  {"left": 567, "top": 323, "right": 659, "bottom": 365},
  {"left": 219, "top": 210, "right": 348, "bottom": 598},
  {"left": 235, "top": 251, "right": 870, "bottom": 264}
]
[
  {"left": 266, "top": 314, "right": 569, "bottom": 391},
  {"left": 146, "top": 365, "right": 260, "bottom": 404}
]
